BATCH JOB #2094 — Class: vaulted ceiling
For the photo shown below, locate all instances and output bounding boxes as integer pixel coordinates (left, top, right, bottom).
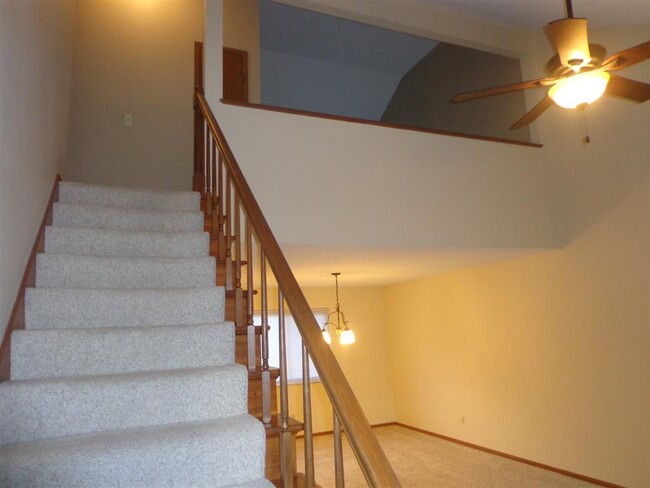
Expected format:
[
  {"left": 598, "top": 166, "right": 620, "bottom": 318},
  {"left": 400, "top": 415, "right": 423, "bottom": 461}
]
[
  {"left": 418, "top": 0, "right": 650, "bottom": 29},
  {"left": 260, "top": 0, "right": 437, "bottom": 75},
  {"left": 259, "top": 0, "right": 649, "bottom": 287}
]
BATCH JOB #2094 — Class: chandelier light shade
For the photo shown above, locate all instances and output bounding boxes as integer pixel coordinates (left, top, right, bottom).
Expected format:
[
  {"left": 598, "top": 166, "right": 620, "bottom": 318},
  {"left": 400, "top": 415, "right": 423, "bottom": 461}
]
[
  {"left": 322, "top": 272, "right": 356, "bottom": 345},
  {"left": 548, "top": 70, "right": 610, "bottom": 109},
  {"left": 339, "top": 327, "right": 356, "bottom": 345},
  {"left": 321, "top": 327, "right": 332, "bottom": 345}
]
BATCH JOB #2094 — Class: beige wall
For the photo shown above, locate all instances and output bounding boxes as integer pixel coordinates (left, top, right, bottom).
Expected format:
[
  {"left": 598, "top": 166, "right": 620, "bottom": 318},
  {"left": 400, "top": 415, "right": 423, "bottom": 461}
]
[
  {"left": 265, "top": 287, "right": 395, "bottom": 433},
  {"left": 66, "top": 0, "right": 203, "bottom": 191},
  {"left": 215, "top": 104, "right": 559, "bottom": 251},
  {"left": 385, "top": 26, "right": 649, "bottom": 487},
  {"left": 0, "top": 1, "right": 75, "bottom": 339},
  {"left": 385, "top": 183, "right": 648, "bottom": 486},
  {"left": 223, "top": 0, "right": 261, "bottom": 103}
]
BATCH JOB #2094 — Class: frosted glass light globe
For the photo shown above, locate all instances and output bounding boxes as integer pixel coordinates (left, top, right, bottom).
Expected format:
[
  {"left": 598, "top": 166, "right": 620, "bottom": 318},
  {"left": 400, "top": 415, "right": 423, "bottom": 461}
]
[
  {"left": 549, "top": 71, "right": 610, "bottom": 109},
  {"left": 339, "top": 328, "right": 356, "bottom": 345},
  {"left": 322, "top": 328, "right": 332, "bottom": 345}
]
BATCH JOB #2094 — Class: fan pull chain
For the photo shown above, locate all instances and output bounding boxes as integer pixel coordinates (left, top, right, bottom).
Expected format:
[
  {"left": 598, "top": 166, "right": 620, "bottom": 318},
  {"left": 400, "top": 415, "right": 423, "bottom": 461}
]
[{"left": 578, "top": 104, "right": 591, "bottom": 144}]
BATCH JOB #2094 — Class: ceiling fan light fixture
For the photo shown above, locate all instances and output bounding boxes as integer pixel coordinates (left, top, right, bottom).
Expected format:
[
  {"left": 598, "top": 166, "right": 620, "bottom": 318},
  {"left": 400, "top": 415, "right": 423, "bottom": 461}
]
[
  {"left": 546, "top": 18, "right": 591, "bottom": 72},
  {"left": 548, "top": 70, "right": 610, "bottom": 109}
]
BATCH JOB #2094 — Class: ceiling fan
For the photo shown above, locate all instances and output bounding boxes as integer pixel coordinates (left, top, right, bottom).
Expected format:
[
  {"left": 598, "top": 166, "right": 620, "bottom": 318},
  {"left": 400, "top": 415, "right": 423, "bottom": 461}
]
[{"left": 451, "top": 0, "right": 650, "bottom": 130}]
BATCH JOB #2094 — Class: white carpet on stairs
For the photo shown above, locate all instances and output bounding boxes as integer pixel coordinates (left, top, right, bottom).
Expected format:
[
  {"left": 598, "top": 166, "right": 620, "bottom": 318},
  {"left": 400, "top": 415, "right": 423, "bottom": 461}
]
[{"left": 0, "top": 181, "right": 271, "bottom": 488}]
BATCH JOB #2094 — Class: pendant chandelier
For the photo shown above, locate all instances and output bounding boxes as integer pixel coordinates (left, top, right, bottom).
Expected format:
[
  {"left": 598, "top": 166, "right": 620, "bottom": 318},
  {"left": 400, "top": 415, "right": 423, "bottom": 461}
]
[{"left": 321, "top": 272, "right": 356, "bottom": 345}]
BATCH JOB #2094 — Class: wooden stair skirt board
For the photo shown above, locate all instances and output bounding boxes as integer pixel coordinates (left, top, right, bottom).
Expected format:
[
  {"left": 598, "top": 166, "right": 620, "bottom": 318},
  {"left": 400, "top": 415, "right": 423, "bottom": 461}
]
[{"left": 0, "top": 175, "right": 61, "bottom": 381}]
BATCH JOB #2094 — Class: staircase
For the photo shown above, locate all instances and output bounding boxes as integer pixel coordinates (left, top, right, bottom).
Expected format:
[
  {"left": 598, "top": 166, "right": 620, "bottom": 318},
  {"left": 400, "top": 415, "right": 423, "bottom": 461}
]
[
  {"left": 0, "top": 93, "right": 402, "bottom": 488},
  {"left": 0, "top": 181, "right": 273, "bottom": 487}
]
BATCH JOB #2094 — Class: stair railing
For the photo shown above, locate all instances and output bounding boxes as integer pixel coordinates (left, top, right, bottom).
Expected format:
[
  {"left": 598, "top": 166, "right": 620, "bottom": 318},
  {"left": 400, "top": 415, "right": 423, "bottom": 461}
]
[{"left": 194, "top": 92, "right": 400, "bottom": 488}]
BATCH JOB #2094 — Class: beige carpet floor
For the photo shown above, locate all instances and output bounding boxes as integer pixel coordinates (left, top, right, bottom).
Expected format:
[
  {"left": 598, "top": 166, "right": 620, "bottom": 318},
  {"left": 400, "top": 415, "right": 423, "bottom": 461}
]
[{"left": 296, "top": 425, "right": 599, "bottom": 488}]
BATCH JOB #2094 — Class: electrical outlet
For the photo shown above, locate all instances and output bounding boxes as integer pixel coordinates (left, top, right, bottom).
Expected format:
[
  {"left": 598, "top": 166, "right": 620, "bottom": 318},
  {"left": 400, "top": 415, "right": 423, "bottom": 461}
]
[{"left": 124, "top": 113, "right": 133, "bottom": 126}]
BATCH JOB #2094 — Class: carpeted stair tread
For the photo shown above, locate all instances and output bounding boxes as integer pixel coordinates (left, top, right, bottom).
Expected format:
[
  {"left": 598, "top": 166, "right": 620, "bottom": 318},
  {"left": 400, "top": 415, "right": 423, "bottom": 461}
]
[
  {"left": 0, "top": 414, "right": 266, "bottom": 488},
  {"left": 35, "top": 254, "right": 216, "bottom": 289},
  {"left": 2, "top": 180, "right": 272, "bottom": 486},
  {"left": 53, "top": 202, "right": 204, "bottom": 232},
  {"left": 10, "top": 323, "right": 235, "bottom": 380},
  {"left": 59, "top": 181, "right": 200, "bottom": 211},
  {"left": 44, "top": 226, "right": 210, "bottom": 257},
  {"left": 226, "top": 478, "right": 276, "bottom": 488},
  {"left": 0, "top": 364, "right": 248, "bottom": 444},
  {"left": 25, "top": 287, "right": 224, "bottom": 329}
]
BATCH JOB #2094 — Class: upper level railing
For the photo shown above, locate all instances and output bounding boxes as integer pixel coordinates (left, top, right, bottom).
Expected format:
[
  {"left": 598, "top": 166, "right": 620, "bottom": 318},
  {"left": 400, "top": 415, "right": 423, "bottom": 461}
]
[{"left": 194, "top": 91, "right": 401, "bottom": 488}]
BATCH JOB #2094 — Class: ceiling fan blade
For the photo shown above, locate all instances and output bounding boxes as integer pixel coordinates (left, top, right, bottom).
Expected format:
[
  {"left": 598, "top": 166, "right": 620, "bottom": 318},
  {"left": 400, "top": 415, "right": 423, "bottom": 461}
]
[
  {"left": 603, "top": 41, "right": 650, "bottom": 71},
  {"left": 606, "top": 74, "right": 650, "bottom": 103},
  {"left": 451, "top": 78, "right": 557, "bottom": 103},
  {"left": 510, "top": 96, "right": 555, "bottom": 129}
]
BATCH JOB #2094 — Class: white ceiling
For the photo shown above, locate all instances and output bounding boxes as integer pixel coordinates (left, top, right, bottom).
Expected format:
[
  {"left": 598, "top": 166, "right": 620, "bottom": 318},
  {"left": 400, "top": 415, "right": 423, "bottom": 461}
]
[
  {"left": 281, "top": 245, "right": 550, "bottom": 287},
  {"left": 417, "top": 0, "right": 650, "bottom": 30}
]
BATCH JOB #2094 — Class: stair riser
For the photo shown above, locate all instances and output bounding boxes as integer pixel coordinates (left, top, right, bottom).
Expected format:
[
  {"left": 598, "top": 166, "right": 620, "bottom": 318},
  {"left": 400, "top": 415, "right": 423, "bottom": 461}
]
[
  {"left": 59, "top": 182, "right": 201, "bottom": 212},
  {"left": 0, "top": 415, "right": 266, "bottom": 488},
  {"left": 0, "top": 365, "right": 248, "bottom": 443},
  {"left": 53, "top": 203, "right": 204, "bottom": 232},
  {"left": 44, "top": 226, "right": 210, "bottom": 257},
  {"left": 35, "top": 255, "right": 216, "bottom": 289},
  {"left": 11, "top": 324, "right": 235, "bottom": 380},
  {"left": 25, "top": 288, "right": 224, "bottom": 329}
]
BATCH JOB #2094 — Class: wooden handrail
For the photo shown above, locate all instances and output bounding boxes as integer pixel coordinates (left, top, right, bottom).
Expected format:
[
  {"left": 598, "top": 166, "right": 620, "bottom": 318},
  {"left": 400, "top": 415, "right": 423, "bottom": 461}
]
[{"left": 195, "top": 92, "right": 400, "bottom": 487}]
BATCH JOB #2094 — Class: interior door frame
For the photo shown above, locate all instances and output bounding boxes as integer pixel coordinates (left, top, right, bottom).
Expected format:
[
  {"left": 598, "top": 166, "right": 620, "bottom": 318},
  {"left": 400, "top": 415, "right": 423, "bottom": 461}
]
[{"left": 223, "top": 46, "right": 249, "bottom": 103}]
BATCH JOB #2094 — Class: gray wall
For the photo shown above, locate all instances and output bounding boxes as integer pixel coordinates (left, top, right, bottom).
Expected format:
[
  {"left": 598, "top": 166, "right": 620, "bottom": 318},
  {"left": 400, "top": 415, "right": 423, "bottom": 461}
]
[
  {"left": 381, "top": 42, "right": 531, "bottom": 142},
  {"left": 65, "top": 0, "right": 204, "bottom": 191},
  {"left": 259, "top": 0, "right": 436, "bottom": 120},
  {"left": 261, "top": 50, "right": 404, "bottom": 120},
  {"left": 0, "top": 1, "right": 75, "bottom": 339}
]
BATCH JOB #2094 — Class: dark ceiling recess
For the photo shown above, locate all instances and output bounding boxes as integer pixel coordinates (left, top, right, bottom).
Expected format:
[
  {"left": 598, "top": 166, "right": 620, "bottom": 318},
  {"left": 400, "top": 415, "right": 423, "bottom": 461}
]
[
  {"left": 259, "top": 0, "right": 531, "bottom": 142},
  {"left": 382, "top": 43, "right": 531, "bottom": 143}
]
